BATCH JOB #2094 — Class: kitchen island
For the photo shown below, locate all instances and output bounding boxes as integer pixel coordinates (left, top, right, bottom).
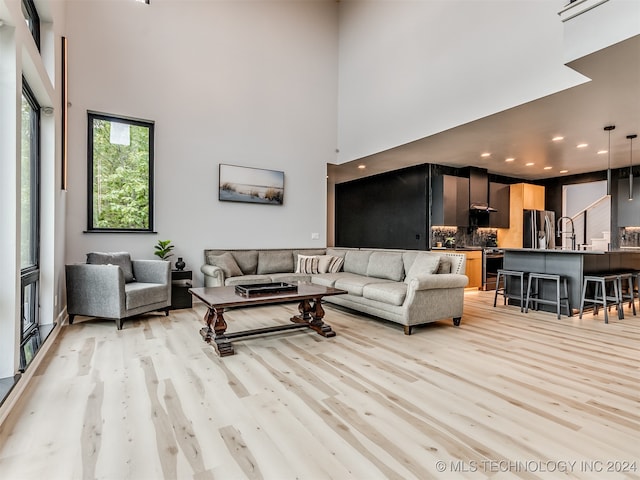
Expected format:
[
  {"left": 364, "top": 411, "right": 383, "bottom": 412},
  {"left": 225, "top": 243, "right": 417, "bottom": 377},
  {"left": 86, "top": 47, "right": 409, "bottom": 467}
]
[{"left": 502, "top": 248, "right": 640, "bottom": 314}]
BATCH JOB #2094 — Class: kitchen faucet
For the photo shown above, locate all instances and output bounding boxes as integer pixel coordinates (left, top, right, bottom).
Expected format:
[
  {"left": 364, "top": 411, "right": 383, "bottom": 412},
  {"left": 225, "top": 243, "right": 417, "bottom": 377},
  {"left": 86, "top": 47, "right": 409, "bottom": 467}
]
[{"left": 557, "top": 216, "right": 576, "bottom": 250}]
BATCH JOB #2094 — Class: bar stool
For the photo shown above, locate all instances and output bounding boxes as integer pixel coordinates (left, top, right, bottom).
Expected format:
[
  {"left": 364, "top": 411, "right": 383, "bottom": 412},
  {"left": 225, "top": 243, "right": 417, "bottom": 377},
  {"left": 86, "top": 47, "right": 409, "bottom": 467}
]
[
  {"left": 525, "top": 273, "right": 571, "bottom": 319},
  {"left": 615, "top": 271, "right": 636, "bottom": 317},
  {"left": 579, "top": 273, "right": 622, "bottom": 324},
  {"left": 631, "top": 270, "right": 640, "bottom": 312},
  {"left": 494, "top": 269, "right": 526, "bottom": 312}
]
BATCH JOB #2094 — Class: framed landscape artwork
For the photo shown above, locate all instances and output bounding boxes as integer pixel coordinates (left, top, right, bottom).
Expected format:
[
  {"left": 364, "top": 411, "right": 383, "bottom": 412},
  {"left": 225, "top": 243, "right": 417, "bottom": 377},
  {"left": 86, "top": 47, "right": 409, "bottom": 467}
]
[{"left": 219, "top": 164, "right": 285, "bottom": 205}]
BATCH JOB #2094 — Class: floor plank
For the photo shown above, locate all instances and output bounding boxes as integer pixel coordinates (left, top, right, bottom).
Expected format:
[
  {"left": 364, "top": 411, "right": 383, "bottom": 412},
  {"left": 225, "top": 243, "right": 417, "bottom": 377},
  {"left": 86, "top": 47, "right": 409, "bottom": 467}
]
[{"left": 0, "top": 290, "right": 638, "bottom": 479}]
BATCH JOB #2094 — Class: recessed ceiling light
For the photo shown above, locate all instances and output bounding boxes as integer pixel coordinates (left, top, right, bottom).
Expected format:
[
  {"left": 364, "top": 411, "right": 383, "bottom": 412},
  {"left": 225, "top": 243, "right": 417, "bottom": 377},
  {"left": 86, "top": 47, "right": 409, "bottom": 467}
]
[
  {"left": 560, "top": 170, "right": 568, "bottom": 174},
  {"left": 544, "top": 166, "right": 552, "bottom": 170},
  {"left": 481, "top": 153, "right": 491, "bottom": 157},
  {"left": 597, "top": 150, "right": 608, "bottom": 155},
  {"left": 505, "top": 158, "right": 515, "bottom": 162},
  {"left": 577, "top": 143, "right": 588, "bottom": 148},
  {"left": 357, "top": 165, "right": 366, "bottom": 169},
  {"left": 526, "top": 162, "right": 534, "bottom": 166},
  {"left": 552, "top": 136, "right": 564, "bottom": 142}
]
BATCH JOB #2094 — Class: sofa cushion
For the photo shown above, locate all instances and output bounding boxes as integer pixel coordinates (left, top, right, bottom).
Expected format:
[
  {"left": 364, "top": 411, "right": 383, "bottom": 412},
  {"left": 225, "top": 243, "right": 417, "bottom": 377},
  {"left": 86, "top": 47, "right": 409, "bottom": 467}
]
[
  {"left": 404, "top": 253, "right": 441, "bottom": 284},
  {"left": 334, "top": 273, "right": 387, "bottom": 296},
  {"left": 231, "top": 250, "right": 259, "bottom": 275},
  {"left": 311, "top": 273, "right": 344, "bottom": 287},
  {"left": 296, "top": 255, "right": 319, "bottom": 274},
  {"left": 362, "top": 282, "right": 408, "bottom": 306},
  {"left": 87, "top": 251, "right": 135, "bottom": 283},
  {"left": 344, "top": 250, "right": 372, "bottom": 275},
  {"left": 206, "top": 252, "right": 243, "bottom": 278},
  {"left": 270, "top": 272, "right": 312, "bottom": 283},
  {"left": 224, "top": 275, "right": 273, "bottom": 287},
  {"left": 366, "top": 252, "right": 404, "bottom": 281},
  {"left": 257, "top": 250, "right": 294, "bottom": 274},
  {"left": 125, "top": 282, "right": 167, "bottom": 310}
]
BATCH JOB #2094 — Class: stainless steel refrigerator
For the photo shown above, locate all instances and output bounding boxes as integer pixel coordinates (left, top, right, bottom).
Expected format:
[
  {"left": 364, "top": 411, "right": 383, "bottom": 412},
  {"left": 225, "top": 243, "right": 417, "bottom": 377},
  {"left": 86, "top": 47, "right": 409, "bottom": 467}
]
[{"left": 523, "top": 209, "right": 555, "bottom": 249}]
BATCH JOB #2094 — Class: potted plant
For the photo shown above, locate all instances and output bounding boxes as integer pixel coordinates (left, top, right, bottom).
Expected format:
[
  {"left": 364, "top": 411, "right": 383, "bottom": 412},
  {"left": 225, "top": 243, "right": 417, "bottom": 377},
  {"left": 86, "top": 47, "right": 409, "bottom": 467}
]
[{"left": 154, "top": 239, "right": 175, "bottom": 260}]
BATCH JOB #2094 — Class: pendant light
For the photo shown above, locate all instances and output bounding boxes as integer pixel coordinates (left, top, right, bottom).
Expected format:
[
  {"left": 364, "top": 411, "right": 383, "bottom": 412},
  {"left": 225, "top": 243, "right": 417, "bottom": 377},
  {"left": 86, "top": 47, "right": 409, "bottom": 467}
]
[
  {"left": 604, "top": 125, "right": 615, "bottom": 195},
  {"left": 628, "top": 134, "right": 637, "bottom": 201}
]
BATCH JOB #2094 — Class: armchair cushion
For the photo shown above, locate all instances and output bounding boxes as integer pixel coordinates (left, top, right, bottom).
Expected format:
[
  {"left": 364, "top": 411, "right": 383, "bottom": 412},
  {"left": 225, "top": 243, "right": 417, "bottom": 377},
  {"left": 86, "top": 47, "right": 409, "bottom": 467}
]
[
  {"left": 126, "top": 282, "right": 171, "bottom": 310},
  {"left": 87, "top": 251, "right": 135, "bottom": 283}
]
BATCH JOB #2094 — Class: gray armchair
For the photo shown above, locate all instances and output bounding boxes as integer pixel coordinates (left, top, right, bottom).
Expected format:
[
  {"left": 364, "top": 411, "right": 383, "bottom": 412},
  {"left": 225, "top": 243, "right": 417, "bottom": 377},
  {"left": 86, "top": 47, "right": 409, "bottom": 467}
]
[{"left": 66, "top": 258, "right": 171, "bottom": 330}]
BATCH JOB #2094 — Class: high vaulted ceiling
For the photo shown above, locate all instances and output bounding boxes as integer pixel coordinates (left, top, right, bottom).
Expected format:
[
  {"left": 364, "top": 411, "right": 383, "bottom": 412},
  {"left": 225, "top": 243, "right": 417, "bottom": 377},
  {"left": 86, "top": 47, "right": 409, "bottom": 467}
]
[{"left": 329, "top": 34, "right": 640, "bottom": 185}]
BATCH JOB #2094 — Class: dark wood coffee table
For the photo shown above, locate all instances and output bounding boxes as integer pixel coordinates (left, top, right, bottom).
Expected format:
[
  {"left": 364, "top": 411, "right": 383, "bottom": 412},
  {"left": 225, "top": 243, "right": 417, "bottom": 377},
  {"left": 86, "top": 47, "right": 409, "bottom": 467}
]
[{"left": 189, "top": 282, "right": 347, "bottom": 357}]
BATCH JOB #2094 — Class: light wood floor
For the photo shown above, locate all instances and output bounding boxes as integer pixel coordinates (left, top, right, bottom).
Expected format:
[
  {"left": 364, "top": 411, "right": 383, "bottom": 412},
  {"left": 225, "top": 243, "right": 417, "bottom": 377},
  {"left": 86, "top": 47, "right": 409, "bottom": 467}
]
[{"left": 0, "top": 290, "right": 638, "bottom": 480}]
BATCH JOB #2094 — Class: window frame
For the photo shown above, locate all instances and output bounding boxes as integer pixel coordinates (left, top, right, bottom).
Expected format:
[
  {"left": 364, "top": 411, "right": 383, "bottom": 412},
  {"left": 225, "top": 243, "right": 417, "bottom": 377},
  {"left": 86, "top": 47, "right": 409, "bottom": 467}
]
[
  {"left": 21, "top": 79, "right": 40, "bottom": 273},
  {"left": 20, "top": 79, "right": 41, "bottom": 372},
  {"left": 86, "top": 111, "right": 155, "bottom": 233},
  {"left": 21, "top": 0, "right": 40, "bottom": 51}
]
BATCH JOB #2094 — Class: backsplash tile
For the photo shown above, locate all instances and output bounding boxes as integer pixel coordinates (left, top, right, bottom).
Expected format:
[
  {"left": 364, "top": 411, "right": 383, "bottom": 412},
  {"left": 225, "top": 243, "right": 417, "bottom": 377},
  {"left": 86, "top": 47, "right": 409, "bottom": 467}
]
[
  {"left": 619, "top": 227, "right": 640, "bottom": 247},
  {"left": 431, "top": 227, "right": 498, "bottom": 248}
]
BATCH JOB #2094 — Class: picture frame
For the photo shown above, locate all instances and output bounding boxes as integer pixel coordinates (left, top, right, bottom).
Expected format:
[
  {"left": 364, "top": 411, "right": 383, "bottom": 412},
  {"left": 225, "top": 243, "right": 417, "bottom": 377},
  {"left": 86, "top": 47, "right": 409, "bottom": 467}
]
[{"left": 219, "top": 164, "right": 284, "bottom": 205}]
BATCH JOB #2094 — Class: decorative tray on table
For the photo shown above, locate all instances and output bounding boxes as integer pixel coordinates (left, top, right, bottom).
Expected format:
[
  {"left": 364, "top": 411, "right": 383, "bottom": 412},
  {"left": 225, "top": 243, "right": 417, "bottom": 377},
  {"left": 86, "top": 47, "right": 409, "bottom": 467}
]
[{"left": 235, "top": 282, "right": 298, "bottom": 297}]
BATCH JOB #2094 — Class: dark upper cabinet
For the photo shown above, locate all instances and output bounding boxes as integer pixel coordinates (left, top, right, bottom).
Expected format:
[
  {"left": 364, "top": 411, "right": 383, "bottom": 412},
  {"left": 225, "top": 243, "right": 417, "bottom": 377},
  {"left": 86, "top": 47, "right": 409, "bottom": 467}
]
[
  {"left": 431, "top": 175, "right": 469, "bottom": 227},
  {"left": 489, "top": 182, "right": 510, "bottom": 228},
  {"left": 617, "top": 177, "right": 640, "bottom": 226}
]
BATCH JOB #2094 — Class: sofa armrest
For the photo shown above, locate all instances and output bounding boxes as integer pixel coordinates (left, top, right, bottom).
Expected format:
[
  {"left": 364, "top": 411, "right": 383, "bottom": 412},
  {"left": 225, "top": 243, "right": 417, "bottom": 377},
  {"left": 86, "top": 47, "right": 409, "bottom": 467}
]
[
  {"left": 132, "top": 260, "right": 171, "bottom": 284},
  {"left": 408, "top": 273, "right": 469, "bottom": 291},
  {"left": 65, "top": 264, "right": 125, "bottom": 318},
  {"left": 201, "top": 264, "right": 225, "bottom": 287}
]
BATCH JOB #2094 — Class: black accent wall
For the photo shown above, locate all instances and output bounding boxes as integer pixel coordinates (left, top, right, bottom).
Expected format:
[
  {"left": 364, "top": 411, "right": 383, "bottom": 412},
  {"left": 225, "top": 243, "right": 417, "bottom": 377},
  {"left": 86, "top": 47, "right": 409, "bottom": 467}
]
[{"left": 335, "top": 165, "right": 429, "bottom": 249}]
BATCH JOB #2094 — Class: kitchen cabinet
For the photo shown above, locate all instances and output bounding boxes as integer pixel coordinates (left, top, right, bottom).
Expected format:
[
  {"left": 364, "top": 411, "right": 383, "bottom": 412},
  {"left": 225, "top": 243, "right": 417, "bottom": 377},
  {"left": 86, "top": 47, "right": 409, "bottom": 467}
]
[
  {"left": 463, "top": 250, "right": 482, "bottom": 289},
  {"left": 497, "top": 183, "right": 545, "bottom": 248},
  {"left": 489, "top": 182, "right": 510, "bottom": 228},
  {"left": 617, "top": 177, "right": 640, "bottom": 226},
  {"left": 431, "top": 175, "right": 469, "bottom": 227}
]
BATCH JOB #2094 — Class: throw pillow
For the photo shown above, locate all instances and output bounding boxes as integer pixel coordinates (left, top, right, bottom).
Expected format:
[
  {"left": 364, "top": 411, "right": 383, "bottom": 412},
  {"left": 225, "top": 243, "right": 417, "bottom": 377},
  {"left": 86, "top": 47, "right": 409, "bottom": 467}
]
[
  {"left": 316, "top": 255, "right": 334, "bottom": 274},
  {"left": 206, "top": 252, "right": 243, "bottom": 278},
  {"left": 86, "top": 251, "right": 135, "bottom": 283},
  {"left": 404, "top": 253, "right": 440, "bottom": 284},
  {"left": 327, "top": 255, "right": 344, "bottom": 273},
  {"left": 296, "top": 255, "right": 319, "bottom": 274},
  {"left": 437, "top": 256, "right": 452, "bottom": 274}
]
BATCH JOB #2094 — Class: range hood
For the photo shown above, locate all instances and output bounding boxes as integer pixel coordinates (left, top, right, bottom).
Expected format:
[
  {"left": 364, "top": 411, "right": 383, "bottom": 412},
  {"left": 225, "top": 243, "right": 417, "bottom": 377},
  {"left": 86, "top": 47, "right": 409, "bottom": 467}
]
[{"left": 468, "top": 167, "right": 498, "bottom": 213}]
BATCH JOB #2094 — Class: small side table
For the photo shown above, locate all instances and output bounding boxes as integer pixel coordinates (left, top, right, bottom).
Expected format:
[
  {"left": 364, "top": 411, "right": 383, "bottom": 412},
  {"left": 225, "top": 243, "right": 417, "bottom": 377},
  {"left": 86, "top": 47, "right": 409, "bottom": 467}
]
[{"left": 170, "top": 270, "right": 193, "bottom": 310}]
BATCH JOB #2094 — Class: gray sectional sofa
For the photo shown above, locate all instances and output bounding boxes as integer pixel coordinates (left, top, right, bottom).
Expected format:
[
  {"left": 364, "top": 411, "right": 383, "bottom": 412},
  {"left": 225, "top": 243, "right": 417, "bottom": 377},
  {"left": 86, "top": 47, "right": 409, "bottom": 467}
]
[{"left": 201, "top": 247, "right": 468, "bottom": 334}]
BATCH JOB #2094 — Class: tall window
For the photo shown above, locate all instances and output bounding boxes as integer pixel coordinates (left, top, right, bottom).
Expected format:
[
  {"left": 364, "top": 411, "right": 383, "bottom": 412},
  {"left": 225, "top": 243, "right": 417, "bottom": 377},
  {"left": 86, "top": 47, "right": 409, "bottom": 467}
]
[
  {"left": 21, "top": 0, "right": 40, "bottom": 50},
  {"left": 87, "top": 111, "right": 154, "bottom": 232},
  {"left": 20, "top": 81, "right": 41, "bottom": 370}
]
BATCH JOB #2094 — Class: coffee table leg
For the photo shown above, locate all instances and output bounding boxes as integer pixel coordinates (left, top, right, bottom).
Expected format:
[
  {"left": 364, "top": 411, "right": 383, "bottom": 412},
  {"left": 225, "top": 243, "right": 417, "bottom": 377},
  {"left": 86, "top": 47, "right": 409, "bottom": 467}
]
[
  {"left": 200, "top": 306, "right": 234, "bottom": 356},
  {"left": 308, "top": 298, "right": 336, "bottom": 337}
]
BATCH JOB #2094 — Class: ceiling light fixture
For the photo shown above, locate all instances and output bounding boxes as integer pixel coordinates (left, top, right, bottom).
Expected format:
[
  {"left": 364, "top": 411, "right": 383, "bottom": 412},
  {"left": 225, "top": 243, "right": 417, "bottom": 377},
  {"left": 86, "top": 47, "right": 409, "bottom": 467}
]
[
  {"left": 505, "top": 158, "right": 515, "bottom": 162},
  {"left": 604, "top": 125, "right": 615, "bottom": 195},
  {"left": 597, "top": 150, "right": 608, "bottom": 155},
  {"left": 627, "top": 134, "right": 637, "bottom": 201},
  {"left": 481, "top": 153, "right": 491, "bottom": 158},
  {"left": 577, "top": 143, "right": 588, "bottom": 148},
  {"left": 526, "top": 162, "right": 534, "bottom": 166},
  {"left": 560, "top": 170, "right": 569, "bottom": 174},
  {"left": 544, "top": 166, "right": 552, "bottom": 170},
  {"left": 552, "top": 136, "right": 564, "bottom": 142},
  {"left": 357, "top": 164, "right": 366, "bottom": 169}
]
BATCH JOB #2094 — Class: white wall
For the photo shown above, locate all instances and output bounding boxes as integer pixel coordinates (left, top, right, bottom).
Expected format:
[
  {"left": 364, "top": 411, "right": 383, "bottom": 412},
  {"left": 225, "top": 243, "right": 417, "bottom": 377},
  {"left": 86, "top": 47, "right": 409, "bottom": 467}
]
[
  {"left": 336, "top": 0, "right": 587, "bottom": 163},
  {"left": 64, "top": 1, "right": 338, "bottom": 286}
]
